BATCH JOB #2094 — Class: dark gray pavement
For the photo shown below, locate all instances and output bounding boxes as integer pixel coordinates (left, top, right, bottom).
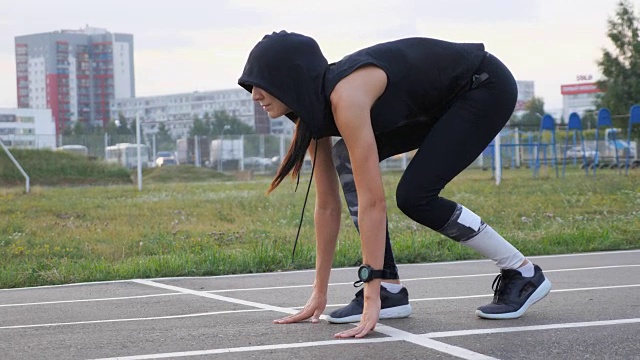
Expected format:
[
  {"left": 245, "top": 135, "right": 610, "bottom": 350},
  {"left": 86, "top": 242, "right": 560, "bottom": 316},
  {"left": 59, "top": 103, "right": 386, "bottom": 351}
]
[{"left": 1, "top": 250, "right": 638, "bottom": 360}]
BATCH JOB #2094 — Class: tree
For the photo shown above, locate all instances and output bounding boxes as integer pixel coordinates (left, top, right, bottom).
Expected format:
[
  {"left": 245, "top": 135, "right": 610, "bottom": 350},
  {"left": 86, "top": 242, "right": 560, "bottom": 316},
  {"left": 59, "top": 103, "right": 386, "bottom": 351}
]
[
  {"left": 189, "top": 115, "right": 209, "bottom": 136},
  {"left": 72, "top": 121, "right": 86, "bottom": 135},
  {"left": 121, "top": 113, "right": 135, "bottom": 135},
  {"left": 155, "top": 122, "right": 174, "bottom": 151},
  {"left": 507, "top": 112, "right": 519, "bottom": 126},
  {"left": 60, "top": 124, "right": 73, "bottom": 137},
  {"left": 597, "top": 0, "right": 640, "bottom": 128},
  {"left": 105, "top": 119, "right": 119, "bottom": 138},
  {"left": 581, "top": 110, "right": 598, "bottom": 130},
  {"left": 211, "top": 110, "right": 254, "bottom": 135},
  {"left": 187, "top": 110, "right": 255, "bottom": 137},
  {"left": 513, "top": 97, "right": 546, "bottom": 130}
]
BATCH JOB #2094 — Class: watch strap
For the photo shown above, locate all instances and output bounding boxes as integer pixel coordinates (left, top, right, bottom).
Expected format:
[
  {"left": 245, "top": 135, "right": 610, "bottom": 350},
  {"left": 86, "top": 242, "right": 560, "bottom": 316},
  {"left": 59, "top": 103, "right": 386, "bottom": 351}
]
[{"left": 353, "top": 267, "right": 395, "bottom": 287}]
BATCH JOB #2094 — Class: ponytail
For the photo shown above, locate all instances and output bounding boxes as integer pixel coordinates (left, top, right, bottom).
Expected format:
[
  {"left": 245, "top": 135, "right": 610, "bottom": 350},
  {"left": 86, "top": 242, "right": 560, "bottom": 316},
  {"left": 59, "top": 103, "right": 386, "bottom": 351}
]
[{"left": 267, "top": 119, "right": 313, "bottom": 194}]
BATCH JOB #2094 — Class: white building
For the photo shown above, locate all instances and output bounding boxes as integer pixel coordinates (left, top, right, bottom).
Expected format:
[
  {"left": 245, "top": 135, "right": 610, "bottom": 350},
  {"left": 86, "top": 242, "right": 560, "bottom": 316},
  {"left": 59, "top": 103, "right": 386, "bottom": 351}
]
[
  {"left": 561, "top": 82, "right": 603, "bottom": 122},
  {"left": 110, "top": 89, "right": 292, "bottom": 139},
  {"left": 515, "top": 80, "right": 535, "bottom": 112},
  {"left": 0, "top": 108, "right": 56, "bottom": 149}
]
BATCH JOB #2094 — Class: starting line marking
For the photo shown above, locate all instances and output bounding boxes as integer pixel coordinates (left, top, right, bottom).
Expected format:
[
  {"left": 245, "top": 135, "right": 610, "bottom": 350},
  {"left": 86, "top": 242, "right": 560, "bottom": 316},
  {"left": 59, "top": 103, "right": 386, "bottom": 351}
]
[
  {"left": 131, "top": 279, "right": 298, "bottom": 315},
  {"left": 86, "top": 317, "right": 640, "bottom": 360},
  {"left": 132, "top": 279, "right": 494, "bottom": 360}
]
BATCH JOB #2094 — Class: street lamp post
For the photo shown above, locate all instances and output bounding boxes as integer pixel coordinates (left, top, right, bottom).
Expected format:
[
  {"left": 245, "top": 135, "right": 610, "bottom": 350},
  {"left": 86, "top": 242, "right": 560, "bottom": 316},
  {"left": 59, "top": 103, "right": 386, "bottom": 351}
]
[{"left": 218, "top": 125, "right": 231, "bottom": 172}]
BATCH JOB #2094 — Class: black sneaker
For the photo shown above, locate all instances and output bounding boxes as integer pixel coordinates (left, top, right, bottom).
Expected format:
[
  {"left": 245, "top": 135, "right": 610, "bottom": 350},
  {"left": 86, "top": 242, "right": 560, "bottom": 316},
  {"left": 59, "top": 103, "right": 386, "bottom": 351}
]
[
  {"left": 476, "top": 264, "right": 552, "bottom": 319},
  {"left": 326, "top": 287, "right": 412, "bottom": 324}
]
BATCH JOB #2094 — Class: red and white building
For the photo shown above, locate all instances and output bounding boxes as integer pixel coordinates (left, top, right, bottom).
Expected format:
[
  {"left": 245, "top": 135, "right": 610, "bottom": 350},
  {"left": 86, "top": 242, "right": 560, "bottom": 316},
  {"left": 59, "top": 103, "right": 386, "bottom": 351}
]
[
  {"left": 561, "top": 82, "right": 603, "bottom": 122},
  {"left": 14, "top": 26, "right": 135, "bottom": 136}
]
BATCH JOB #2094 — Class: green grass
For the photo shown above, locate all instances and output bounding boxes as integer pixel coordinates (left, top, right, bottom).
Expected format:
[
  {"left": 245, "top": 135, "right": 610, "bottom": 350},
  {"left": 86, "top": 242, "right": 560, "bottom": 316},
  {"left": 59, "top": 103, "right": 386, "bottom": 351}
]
[
  {"left": 1, "top": 161, "right": 639, "bottom": 289},
  {"left": 0, "top": 149, "right": 233, "bottom": 186},
  {"left": 0, "top": 149, "right": 131, "bottom": 186},
  {"left": 140, "top": 164, "right": 234, "bottom": 183}
]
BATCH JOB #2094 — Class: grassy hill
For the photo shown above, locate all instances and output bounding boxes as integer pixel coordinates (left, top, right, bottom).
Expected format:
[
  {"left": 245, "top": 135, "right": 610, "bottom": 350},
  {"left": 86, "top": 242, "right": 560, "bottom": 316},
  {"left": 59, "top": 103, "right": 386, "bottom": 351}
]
[
  {"left": 0, "top": 149, "right": 131, "bottom": 186},
  {"left": 140, "top": 163, "right": 232, "bottom": 183},
  {"left": 0, "top": 148, "right": 234, "bottom": 187}
]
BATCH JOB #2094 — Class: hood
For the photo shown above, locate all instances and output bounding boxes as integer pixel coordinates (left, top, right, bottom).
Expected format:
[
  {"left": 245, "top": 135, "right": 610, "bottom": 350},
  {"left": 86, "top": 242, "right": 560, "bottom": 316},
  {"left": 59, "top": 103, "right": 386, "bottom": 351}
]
[{"left": 238, "top": 31, "right": 337, "bottom": 139}]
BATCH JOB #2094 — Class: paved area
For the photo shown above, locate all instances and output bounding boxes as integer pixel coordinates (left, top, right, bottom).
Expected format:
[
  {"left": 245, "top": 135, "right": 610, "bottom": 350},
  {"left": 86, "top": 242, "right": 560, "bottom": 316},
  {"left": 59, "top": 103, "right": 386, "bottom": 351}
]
[{"left": 1, "top": 250, "right": 639, "bottom": 359}]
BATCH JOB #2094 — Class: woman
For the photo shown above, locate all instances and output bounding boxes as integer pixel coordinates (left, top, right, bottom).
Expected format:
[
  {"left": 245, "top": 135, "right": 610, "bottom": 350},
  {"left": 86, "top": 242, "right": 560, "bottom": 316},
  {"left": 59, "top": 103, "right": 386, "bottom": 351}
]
[{"left": 238, "top": 31, "right": 551, "bottom": 339}]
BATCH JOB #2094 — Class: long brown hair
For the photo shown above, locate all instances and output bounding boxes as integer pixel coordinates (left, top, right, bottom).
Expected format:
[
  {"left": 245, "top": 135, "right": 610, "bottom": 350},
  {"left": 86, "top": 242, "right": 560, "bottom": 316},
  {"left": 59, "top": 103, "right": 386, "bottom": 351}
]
[{"left": 267, "top": 119, "right": 313, "bottom": 194}]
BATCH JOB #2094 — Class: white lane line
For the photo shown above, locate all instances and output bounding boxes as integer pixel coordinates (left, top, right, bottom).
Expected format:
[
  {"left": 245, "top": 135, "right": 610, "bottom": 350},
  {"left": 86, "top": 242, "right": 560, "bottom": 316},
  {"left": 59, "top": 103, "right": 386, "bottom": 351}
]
[
  {"left": 527, "top": 249, "right": 640, "bottom": 259},
  {"left": 407, "top": 283, "right": 640, "bottom": 303},
  {"left": 2, "top": 283, "right": 637, "bottom": 330},
  {"left": 88, "top": 318, "right": 640, "bottom": 360},
  {"left": 2, "top": 249, "right": 637, "bottom": 292},
  {"left": 0, "top": 309, "right": 264, "bottom": 330},
  {"left": 85, "top": 318, "right": 640, "bottom": 360},
  {"left": 135, "top": 280, "right": 494, "bottom": 360},
  {"left": 131, "top": 279, "right": 298, "bottom": 315},
  {"left": 172, "top": 264, "right": 640, "bottom": 293},
  {"left": 550, "top": 283, "right": 640, "bottom": 293},
  {"left": 423, "top": 318, "right": 640, "bottom": 338},
  {"left": 338, "top": 264, "right": 640, "bottom": 288},
  {"left": 2, "top": 265, "right": 639, "bottom": 308},
  {"left": 375, "top": 325, "right": 498, "bottom": 360},
  {"left": 0, "top": 293, "right": 184, "bottom": 308},
  {"left": 396, "top": 249, "right": 640, "bottom": 270},
  {"left": 318, "top": 283, "right": 640, "bottom": 309},
  {"left": 88, "top": 337, "right": 399, "bottom": 360}
]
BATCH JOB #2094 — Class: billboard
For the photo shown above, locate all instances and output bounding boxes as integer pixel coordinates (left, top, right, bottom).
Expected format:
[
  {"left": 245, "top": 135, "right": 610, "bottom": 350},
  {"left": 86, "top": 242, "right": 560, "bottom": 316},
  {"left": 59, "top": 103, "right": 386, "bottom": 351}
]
[{"left": 561, "top": 83, "right": 602, "bottom": 95}]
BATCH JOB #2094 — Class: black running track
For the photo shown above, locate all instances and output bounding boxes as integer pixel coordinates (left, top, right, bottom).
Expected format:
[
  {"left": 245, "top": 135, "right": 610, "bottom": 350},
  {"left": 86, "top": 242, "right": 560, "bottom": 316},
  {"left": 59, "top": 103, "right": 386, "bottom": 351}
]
[{"left": 1, "top": 250, "right": 639, "bottom": 360}]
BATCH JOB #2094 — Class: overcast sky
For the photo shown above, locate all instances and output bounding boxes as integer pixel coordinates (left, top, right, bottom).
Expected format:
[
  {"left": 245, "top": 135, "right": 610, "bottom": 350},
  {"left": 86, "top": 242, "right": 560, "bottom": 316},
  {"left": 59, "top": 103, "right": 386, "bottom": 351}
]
[{"left": 0, "top": 0, "right": 627, "bottom": 110}]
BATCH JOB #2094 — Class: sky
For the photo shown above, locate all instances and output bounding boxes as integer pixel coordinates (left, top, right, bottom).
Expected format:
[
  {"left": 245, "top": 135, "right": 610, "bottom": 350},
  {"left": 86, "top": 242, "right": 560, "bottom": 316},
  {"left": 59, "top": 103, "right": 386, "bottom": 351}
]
[{"left": 0, "top": 0, "right": 629, "bottom": 111}]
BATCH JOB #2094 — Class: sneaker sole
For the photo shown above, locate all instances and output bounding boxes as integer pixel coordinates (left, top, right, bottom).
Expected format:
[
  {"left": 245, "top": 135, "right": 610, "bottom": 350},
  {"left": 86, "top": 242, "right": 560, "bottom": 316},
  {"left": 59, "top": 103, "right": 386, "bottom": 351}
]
[
  {"left": 326, "top": 304, "right": 413, "bottom": 324},
  {"left": 476, "top": 278, "right": 552, "bottom": 320}
]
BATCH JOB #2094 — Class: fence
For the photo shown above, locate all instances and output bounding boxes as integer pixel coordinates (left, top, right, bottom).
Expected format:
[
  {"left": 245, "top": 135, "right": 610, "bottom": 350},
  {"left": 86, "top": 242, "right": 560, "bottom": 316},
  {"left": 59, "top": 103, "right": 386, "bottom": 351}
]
[{"left": 3, "top": 126, "right": 639, "bottom": 175}]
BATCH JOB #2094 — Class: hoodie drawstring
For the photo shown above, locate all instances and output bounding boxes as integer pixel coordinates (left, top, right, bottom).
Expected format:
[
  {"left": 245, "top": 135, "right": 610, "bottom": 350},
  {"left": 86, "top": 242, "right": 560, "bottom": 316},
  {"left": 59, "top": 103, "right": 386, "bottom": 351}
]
[{"left": 291, "top": 139, "right": 318, "bottom": 262}]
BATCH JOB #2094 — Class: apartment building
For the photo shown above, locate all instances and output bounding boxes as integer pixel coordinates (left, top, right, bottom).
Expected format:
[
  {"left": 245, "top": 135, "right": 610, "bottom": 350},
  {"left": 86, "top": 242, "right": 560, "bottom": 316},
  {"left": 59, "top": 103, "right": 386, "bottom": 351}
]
[
  {"left": 110, "top": 88, "right": 293, "bottom": 138},
  {"left": 15, "top": 26, "right": 134, "bottom": 135}
]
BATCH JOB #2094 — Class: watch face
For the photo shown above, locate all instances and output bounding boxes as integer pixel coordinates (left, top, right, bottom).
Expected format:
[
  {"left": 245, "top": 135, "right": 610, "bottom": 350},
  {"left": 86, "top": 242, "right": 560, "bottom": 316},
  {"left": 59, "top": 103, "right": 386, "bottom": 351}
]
[{"left": 358, "top": 266, "right": 370, "bottom": 280}]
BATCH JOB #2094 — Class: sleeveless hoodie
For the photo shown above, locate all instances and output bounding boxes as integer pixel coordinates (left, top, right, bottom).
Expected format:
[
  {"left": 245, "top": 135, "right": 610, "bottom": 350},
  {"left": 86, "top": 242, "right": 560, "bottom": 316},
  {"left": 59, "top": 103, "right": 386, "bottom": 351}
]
[{"left": 239, "top": 31, "right": 486, "bottom": 154}]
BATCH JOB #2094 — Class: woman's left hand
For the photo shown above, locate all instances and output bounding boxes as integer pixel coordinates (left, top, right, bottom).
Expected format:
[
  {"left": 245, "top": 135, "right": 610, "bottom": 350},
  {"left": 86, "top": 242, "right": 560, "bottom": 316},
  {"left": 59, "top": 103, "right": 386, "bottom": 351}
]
[{"left": 333, "top": 285, "right": 381, "bottom": 338}]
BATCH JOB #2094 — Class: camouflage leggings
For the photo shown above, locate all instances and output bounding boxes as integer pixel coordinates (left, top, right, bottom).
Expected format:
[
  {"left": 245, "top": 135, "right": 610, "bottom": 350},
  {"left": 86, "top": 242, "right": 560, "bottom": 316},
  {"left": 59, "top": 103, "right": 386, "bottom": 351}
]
[{"left": 331, "top": 139, "right": 399, "bottom": 279}]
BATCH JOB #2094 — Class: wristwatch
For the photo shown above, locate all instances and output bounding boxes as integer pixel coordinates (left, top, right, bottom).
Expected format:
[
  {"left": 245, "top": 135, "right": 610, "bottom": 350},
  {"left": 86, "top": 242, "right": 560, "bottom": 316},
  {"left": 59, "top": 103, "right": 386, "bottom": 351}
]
[{"left": 354, "top": 264, "right": 387, "bottom": 286}]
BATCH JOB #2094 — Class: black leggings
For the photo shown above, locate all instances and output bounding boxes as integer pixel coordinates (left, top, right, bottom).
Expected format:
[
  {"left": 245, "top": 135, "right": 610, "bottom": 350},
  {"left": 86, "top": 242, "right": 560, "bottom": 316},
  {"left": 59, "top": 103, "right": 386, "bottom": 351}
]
[{"left": 332, "top": 52, "right": 518, "bottom": 275}]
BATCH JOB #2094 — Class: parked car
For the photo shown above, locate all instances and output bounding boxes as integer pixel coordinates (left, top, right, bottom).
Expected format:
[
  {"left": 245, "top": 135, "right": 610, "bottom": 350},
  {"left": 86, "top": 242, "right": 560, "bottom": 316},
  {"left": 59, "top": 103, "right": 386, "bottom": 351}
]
[
  {"left": 243, "top": 156, "right": 275, "bottom": 167},
  {"left": 565, "top": 146, "right": 596, "bottom": 159},
  {"left": 155, "top": 151, "right": 176, "bottom": 167},
  {"left": 156, "top": 157, "right": 176, "bottom": 167}
]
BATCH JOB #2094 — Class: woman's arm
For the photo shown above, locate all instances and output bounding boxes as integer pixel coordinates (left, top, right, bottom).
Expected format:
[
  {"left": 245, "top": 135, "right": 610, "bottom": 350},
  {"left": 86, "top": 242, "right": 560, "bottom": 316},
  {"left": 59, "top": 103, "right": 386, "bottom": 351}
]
[
  {"left": 308, "top": 138, "right": 342, "bottom": 294},
  {"left": 330, "top": 65, "right": 388, "bottom": 338},
  {"left": 273, "top": 137, "right": 342, "bottom": 325}
]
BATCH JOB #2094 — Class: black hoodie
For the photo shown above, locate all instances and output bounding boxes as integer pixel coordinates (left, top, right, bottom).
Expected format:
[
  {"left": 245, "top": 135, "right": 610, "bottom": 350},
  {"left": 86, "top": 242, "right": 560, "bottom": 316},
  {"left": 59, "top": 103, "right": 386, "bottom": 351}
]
[
  {"left": 238, "top": 31, "right": 333, "bottom": 139},
  {"left": 239, "top": 31, "right": 487, "bottom": 154}
]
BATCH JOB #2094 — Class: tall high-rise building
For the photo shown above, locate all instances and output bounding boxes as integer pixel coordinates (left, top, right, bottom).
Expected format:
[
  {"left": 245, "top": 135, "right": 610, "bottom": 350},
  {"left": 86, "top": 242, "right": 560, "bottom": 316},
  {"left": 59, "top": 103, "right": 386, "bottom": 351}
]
[{"left": 15, "top": 26, "right": 134, "bottom": 135}]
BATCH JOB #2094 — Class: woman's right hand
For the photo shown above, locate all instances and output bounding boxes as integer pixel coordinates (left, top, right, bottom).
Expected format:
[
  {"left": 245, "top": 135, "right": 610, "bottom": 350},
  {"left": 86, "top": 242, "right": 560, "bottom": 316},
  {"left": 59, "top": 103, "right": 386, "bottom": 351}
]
[{"left": 273, "top": 290, "right": 327, "bottom": 324}]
